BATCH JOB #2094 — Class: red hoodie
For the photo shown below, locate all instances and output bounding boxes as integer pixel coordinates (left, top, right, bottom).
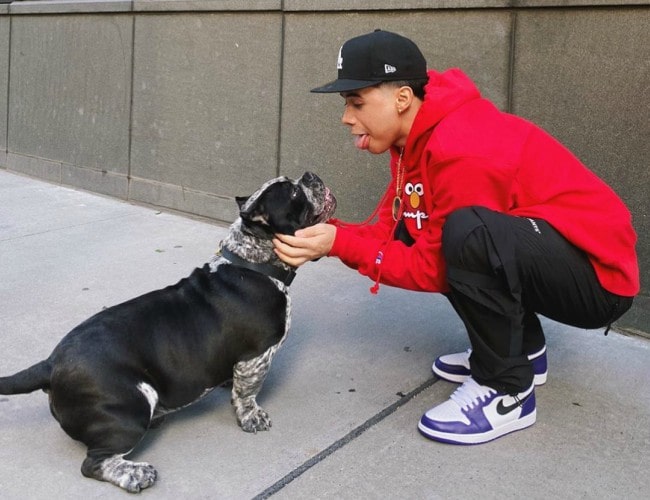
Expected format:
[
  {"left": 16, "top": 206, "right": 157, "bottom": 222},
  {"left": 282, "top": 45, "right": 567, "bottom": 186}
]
[{"left": 329, "top": 69, "right": 639, "bottom": 297}]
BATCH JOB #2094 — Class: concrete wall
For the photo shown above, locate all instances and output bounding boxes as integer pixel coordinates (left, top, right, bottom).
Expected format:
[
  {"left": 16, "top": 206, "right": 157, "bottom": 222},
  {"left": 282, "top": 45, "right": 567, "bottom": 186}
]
[
  {"left": 0, "top": 1, "right": 648, "bottom": 334},
  {"left": 129, "top": 10, "right": 282, "bottom": 221}
]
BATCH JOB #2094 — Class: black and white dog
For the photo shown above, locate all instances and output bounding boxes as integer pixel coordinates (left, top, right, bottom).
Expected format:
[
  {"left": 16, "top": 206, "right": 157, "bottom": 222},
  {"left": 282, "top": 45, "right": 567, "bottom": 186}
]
[{"left": 0, "top": 172, "right": 336, "bottom": 493}]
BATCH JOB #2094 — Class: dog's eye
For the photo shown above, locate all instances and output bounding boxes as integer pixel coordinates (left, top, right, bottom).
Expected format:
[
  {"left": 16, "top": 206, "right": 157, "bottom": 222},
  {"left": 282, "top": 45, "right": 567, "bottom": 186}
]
[{"left": 290, "top": 187, "right": 300, "bottom": 199}]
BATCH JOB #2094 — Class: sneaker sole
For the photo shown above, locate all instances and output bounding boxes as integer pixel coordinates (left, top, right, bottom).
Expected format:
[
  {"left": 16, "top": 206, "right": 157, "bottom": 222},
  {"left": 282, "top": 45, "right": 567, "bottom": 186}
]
[
  {"left": 433, "top": 372, "right": 548, "bottom": 386},
  {"left": 432, "top": 364, "right": 469, "bottom": 384},
  {"left": 417, "top": 409, "right": 537, "bottom": 445},
  {"left": 433, "top": 346, "right": 548, "bottom": 386},
  {"left": 432, "top": 368, "right": 547, "bottom": 386}
]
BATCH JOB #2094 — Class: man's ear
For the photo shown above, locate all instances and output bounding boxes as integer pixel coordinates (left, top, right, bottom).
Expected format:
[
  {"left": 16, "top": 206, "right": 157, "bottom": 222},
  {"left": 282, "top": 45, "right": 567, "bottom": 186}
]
[{"left": 396, "top": 85, "right": 414, "bottom": 113}]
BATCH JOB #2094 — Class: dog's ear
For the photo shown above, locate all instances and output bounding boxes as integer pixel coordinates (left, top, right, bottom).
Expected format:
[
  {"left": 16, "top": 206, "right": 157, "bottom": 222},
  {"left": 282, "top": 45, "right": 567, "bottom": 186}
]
[
  {"left": 238, "top": 195, "right": 269, "bottom": 224},
  {"left": 237, "top": 196, "right": 276, "bottom": 239},
  {"left": 237, "top": 181, "right": 304, "bottom": 237},
  {"left": 238, "top": 196, "right": 271, "bottom": 229},
  {"left": 235, "top": 196, "right": 249, "bottom": 211}
]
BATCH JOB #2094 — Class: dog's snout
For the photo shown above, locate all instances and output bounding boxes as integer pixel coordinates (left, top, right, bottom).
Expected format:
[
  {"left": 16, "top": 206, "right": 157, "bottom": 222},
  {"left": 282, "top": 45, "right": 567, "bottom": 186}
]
[{"left": 301, "top": 171, "right": 321, "bottom": 185}]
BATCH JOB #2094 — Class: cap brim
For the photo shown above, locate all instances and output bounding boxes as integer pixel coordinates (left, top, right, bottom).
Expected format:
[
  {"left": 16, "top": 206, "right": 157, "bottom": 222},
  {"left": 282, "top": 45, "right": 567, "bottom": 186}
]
[{"left": 310, "top": 78, "right": 380, "bottom": 94}]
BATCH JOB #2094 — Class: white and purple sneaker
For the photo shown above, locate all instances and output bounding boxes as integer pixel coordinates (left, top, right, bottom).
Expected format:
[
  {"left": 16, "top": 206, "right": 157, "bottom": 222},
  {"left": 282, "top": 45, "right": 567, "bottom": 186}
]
[
  {"left": 432, "top": 346, "right": 548, "bottom": 386},
  {"left": 418, "top": 377, "right": 536, "bottom": 445}
]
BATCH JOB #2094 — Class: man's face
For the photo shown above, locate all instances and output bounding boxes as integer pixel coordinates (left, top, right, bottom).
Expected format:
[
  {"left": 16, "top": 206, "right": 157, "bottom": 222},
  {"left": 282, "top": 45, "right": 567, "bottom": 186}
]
[{"left": 340, "top": 85, "right": 404, "bottom": 154}]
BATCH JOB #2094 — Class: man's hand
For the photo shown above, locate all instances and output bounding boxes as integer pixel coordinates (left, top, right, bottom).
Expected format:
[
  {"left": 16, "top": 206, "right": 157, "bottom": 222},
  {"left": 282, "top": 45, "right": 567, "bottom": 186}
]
[{"left": 273, "top": 223, "right": 336, "bottom": 267}]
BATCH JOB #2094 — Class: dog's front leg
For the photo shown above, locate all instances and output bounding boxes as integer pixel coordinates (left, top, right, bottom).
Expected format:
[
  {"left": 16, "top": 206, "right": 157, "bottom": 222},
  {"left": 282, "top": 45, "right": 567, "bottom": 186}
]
[{"left": 231, "top": 344, "right": 280, "bottom": 433}]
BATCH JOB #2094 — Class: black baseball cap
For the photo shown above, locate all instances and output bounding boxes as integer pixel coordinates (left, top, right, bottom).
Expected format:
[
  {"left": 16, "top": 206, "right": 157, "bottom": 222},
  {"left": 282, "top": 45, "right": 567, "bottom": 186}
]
[{"left": 311, "top": 30, "right": 427, "bottom": 94}]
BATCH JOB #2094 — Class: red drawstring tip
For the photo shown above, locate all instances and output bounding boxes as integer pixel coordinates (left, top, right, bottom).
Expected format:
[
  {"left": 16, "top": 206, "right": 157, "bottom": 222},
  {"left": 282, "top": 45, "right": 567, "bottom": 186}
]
[{"left": 370, "top": 283, "right": 380, "bottom": 294}]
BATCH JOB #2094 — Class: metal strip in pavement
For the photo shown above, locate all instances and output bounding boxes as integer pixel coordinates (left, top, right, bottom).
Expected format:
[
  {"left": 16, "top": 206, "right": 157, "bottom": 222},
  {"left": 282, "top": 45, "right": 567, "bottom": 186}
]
[{"left": 253, "top": 377, "right": 439, "bottom": 499}]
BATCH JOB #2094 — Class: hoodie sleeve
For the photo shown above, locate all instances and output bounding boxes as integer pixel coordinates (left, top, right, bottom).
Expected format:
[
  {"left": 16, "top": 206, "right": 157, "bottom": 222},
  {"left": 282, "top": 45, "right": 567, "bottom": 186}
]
[
  {"left": 330, "top": 155, "right": 516, "bottom": 293},
  {"left": 330, "top": 212, "right": 448, "bottom": 292},
  {"left": 328, "top": 179, "right": 396, "bottom": 272}
]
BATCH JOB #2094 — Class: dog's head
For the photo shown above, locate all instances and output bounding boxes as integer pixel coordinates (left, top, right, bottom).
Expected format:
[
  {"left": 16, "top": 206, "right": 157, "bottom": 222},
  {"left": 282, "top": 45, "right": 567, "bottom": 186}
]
[{"left": 236, "top": 172, "right": 336, "bottom": 238}]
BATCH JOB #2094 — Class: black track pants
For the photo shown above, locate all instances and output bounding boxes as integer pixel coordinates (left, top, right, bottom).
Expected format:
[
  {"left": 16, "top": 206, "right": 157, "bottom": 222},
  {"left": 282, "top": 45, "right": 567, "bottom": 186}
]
[{"left": 441, "top": 206, "right": 633, "bottom": 393}]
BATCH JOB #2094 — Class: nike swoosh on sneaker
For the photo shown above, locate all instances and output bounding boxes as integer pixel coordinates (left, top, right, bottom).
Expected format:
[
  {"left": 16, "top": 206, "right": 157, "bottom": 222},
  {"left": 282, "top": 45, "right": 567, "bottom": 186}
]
[{"left": 496, "top": 395, "right": 529, "bottom": 415}]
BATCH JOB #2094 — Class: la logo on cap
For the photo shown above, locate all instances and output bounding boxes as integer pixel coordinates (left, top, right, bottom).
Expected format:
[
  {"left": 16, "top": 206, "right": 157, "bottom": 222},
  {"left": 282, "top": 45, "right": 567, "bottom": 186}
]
[{"left": 337, "top": 46, "right": 343, "bottom": 70}]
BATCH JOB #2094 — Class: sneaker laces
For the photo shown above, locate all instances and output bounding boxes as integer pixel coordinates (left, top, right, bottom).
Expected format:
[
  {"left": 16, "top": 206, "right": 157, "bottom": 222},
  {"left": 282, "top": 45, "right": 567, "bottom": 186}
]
[{"left": 450, "top": 378, "right": 497, "bottom": 411}]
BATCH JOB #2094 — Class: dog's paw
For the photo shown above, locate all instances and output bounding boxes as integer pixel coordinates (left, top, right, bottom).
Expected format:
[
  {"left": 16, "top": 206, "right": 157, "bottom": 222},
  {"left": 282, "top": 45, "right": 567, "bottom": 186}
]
[
  {"left": 117, "top": 462, "right": 157, "bottom": 493},
  {"left": 94, "top": 455, "right": 158, "bottom": 493},
  {"left": 239, "top": 407, "right": 272, "bottom": 433}
]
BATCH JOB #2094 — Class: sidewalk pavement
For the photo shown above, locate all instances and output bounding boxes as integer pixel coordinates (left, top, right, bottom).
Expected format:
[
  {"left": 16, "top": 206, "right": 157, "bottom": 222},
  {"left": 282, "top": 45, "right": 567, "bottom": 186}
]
[{"left": 0, "top": 169, "right": 648, "bottom": 499}]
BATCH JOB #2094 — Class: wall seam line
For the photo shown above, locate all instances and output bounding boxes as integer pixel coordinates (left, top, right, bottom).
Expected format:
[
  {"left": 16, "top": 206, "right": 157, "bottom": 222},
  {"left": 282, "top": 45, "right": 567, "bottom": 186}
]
[
  {"left": 275, "top": 1, "right": 286, "bottom": 178},
  {"left": 507, "top": 9, "right": 517, "bottom": 113},
  {"left": 4, "top": 14, "right": 12, "bottom": 162},
  {"left": 126, "top": 5, "right": 136, "bottom": 200}
]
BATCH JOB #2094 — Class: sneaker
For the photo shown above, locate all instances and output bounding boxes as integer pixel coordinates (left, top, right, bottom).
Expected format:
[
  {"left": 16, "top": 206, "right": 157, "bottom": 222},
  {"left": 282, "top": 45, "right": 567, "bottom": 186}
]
[
  {"left": 418, "top": 377, "right": 536, "bottom": 444},
  {"left": 432, "top": 346, "right": 548, "bottom": 386}
]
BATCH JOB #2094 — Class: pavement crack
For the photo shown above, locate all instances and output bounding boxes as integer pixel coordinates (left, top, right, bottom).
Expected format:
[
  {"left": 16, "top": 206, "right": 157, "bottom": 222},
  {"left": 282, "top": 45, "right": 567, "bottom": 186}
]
[{"left": 253, "top": 377, "right": 439, "bottom": 499}]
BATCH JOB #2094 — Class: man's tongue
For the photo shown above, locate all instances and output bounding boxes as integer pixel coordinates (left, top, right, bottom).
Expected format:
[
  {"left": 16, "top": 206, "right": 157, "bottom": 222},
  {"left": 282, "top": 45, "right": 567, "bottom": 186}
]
[{"left": 354, "top": 134, "right": 370, "bottom": 150}]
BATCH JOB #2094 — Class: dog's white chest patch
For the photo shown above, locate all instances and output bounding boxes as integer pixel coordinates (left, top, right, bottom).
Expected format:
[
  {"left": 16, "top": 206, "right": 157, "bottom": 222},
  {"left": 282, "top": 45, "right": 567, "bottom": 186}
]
[{"left": 137, "top": 382, "right": 159, "bottom": 419}]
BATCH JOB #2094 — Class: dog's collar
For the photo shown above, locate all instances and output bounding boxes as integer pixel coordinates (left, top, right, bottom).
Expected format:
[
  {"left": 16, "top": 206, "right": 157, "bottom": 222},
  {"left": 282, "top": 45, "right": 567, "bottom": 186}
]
[{"left": 219, "top": 247, "right": 296, "bottom": 286}]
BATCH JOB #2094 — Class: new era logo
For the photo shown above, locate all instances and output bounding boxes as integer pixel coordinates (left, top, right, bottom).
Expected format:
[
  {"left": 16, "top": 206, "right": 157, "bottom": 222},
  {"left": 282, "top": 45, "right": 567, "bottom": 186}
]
[{"left": 384, "top": 64, "right": 397, "bottom": 74}]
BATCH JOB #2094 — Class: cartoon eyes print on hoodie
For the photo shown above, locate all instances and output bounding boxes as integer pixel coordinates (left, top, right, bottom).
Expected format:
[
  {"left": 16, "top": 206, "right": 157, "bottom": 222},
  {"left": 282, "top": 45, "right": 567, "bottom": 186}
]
[{"left": 404, "top": 182, "right": 424, "bottom": 209}]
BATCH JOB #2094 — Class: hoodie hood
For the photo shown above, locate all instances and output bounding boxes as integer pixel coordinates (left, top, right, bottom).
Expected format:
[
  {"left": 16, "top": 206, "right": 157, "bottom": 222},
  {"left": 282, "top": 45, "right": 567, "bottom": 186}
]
[{"left": 397, "top": 69, "right": 481, "bottom": 163}]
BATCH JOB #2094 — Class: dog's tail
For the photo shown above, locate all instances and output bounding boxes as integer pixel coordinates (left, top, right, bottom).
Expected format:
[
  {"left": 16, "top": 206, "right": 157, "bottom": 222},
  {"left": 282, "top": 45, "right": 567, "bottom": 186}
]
[{"left": 0, "top": 360, "right": 51, "bottom": 394}]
